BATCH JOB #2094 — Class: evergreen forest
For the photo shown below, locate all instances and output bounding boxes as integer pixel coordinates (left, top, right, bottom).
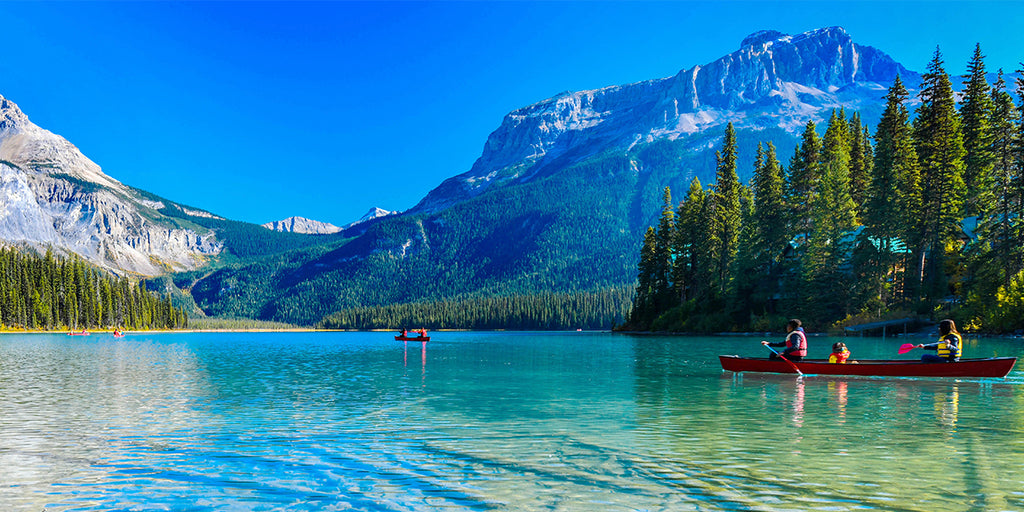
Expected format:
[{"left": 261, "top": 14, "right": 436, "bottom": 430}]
[
  {"left": 319, "top": 287, "right": 631, "bottom": 331},
  {"left": 0, "top": 247, "right": 188, "bottom": 331},
  {"left": 624, "top": 46, "right": 1024, "bottom": 334}
]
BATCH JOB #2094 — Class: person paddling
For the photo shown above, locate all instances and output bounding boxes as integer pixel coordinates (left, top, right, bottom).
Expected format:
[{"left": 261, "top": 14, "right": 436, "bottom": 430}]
[
  {"left": 761, "top": 319, "right": 808, "bottom": 361},
  {"left": 916, "top": 319, "right": 962, "bottom": 363}
]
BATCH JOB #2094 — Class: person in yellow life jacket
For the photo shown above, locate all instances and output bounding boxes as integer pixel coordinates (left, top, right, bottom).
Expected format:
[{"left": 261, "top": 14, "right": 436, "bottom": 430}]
[
  {"left": 829, "top": 342, "right": 851, "bottom": 363},
  {"left": 761, "top": 319, "right": 807, "bottom": 361},
  {"left": 916, "top": 319, "right": 962, "bottom": 362}
]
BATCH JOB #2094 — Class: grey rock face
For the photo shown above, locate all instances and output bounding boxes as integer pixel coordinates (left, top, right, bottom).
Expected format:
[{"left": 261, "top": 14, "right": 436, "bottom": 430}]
[
  {"left": 413, "top": 27, "right": 914, "bottom": 213},
  {"left": 0, "top": 94, "right": 222, "bottom": 275}
]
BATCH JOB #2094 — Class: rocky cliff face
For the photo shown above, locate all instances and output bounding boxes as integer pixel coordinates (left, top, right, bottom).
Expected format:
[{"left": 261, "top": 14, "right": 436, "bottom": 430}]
[
  {"left": 413, "top": 27, "right": 914, "bottom": 213},
  {"left": 0, "top": 95, "right": 222, "bottom": 275},
  {"left": 263, "top": 216, "right": 342, "bottom": 235}
]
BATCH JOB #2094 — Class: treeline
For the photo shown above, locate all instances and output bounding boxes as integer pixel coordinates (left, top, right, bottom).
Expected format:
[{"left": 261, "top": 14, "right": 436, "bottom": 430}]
[
  {"left": 624, "top": 45, "right": 1024, "bottom": 333},
  {"left": 319, "top": 287, "right": 632, "bottom": 330},
  {"left": 0, "top": 247, "right": 187, "bottom": 330},
  {"left": 187, "top": 317, "right": 297, "bottom": 330}
]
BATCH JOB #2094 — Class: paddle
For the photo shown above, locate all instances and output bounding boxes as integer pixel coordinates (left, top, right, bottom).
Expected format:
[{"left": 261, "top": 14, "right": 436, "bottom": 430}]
[
  {"left": 762, "top": 342, "right": 803, "bottom": 376},
  {"left": 898, "top": 343, "right": 917, "bottom": 355}
]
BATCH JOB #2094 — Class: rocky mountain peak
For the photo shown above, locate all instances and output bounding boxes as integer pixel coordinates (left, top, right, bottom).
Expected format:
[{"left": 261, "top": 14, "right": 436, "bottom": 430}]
[
  {"left": 0, "top": 94, "right": 34, "bottom": 137},
  {"left": 0, "top": 94, "right": 222, "bottom": 275},
  {"left": 263, "top": 216, "right": 342, "bottom": 235},
  {"left": 412, "top": 26, "right": 912, "bottom": 214},
  {"left": 740, "top": 30, "right": 788, "bottom": 49}
]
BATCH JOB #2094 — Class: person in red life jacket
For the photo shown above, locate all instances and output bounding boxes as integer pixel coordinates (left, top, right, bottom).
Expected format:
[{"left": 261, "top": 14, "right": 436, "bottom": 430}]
[
  {"left": 761, "top": 319, "right": 808, "bottom": 361},
  {"left": 829, "top": 342, "right": 851, "bottom": 363},
  {"left": 916, "top": 319, "right": 962, "bottom": 363}
]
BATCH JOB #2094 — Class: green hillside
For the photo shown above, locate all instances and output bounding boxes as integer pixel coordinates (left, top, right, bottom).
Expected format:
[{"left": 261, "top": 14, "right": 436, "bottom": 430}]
[{"left": 159, "top": 127, "right": 801, "bottom": 328}]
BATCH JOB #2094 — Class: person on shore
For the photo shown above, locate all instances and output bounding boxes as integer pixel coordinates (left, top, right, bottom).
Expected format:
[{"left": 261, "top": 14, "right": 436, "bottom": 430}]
[
  {"left": 829, "top": 342, "right": 851, "bottom": 363},
  {"left": 916, "top": 319, "right": 962, "bottom": 363},
  {"left": 761, "top": 319, "right": 808, "bottom": 361}
]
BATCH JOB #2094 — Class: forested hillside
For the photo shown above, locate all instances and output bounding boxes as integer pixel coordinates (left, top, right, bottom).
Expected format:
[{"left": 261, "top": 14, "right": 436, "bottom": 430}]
[
  {"left": 0, "top": 247, "right": 187, "bottom": 330},
  {"left": 319, "top": 288, "right": 632, "bottom": 330},
  {"left": 625, "top": 46, "right": 1024, "bottom": 333}
]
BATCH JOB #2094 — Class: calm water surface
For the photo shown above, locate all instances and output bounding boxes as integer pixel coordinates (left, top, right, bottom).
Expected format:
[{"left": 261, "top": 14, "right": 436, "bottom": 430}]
[{"left": 1, "top": 331, "right": 1023, "bottom": 511}]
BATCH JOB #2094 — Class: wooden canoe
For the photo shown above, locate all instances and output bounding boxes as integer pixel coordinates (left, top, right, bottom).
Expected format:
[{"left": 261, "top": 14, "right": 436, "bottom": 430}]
[
  {"left": 396, "top": 335, "right": 430, "bottom": 342},
  {"left": 719, "top": 355, "right": 1017, "bottom": 378}
]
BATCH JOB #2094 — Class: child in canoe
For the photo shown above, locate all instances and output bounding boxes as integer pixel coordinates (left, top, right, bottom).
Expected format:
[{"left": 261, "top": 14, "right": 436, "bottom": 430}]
[{"left": 829, "top": 342, "right": 851, "bottom": 363}]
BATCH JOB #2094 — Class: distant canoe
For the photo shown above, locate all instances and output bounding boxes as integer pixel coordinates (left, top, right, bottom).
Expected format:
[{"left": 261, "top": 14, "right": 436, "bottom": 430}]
[
  {"left": 396, "top": 335, "right": 430, "bottom": 342},
  {"left": 67, "top": 331, "right": 90, "bottom": 336},
  {"left": 719, "top": 355, "right": 1017, "bottom": 378}
]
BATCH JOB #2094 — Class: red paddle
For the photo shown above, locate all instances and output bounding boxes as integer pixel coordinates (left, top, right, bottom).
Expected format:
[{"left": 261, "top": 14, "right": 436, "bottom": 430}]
[
  {"left": 898, "top": 343, "right": 917, "bottom": 355},
  {"left": 763, "top": 343, "right": 804, "bottom": 376}
]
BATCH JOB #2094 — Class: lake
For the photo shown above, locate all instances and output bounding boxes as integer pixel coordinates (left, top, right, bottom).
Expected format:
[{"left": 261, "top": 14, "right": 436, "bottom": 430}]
[{"left": 1, "top": 331, "right": 1022, "bottom": 511}]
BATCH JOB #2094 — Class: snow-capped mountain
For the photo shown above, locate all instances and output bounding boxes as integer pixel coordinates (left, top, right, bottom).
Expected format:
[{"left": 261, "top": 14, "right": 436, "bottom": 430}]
[
  {"left": 263, "top": 216, "right": 342, "bottom": 235},
  {"left": 414, "top": 27, "right": 914, "bottom": 213},
  {"left": 263, "top": 208, "right": 394, "bottom": 235},
  {"left": 0, "top": 94, "right": 222, "bottom": 275},
  {"left": 343, "top": 207, "right": 394, "bottom": 229}
]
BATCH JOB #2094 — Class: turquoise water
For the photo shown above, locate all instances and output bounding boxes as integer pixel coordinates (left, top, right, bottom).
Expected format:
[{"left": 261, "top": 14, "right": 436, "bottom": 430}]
[{"left": 1, "top": 331, "right": 1023, "bottom": 511}]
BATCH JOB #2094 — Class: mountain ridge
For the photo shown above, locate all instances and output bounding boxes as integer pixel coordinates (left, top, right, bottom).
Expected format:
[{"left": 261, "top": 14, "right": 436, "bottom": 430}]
[{"left": 412, "top": 27, "right": 915, "bottom": 215}]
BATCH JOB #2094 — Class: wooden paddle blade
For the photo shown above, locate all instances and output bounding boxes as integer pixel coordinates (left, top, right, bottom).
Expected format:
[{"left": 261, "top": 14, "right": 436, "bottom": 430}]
[{"left": 898, "top": 343, "right": 916, "bottom": 354}]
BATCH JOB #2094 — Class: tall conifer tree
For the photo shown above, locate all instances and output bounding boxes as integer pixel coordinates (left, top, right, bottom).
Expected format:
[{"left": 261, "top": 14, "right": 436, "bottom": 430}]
[
  {"left": 630, "top": 227, "right": 658, "bottom": 327},
  {"left": 865, "top": 75, "right": 922, "bottom": 305},
  {"left": 710, "top": 123, "right": 742, "bottom": 297},
  {"left": 914, "top": 47, "right": 967, "bottom": 304},
  {"left": 672, "top": 178, "right": 707, "bottom": 303},
  {"left": 750, "top": 142, "right": 787, "bottom": 312},
  {"left": 848, "top": 112, "right": 873, "bottom": 218},
  {"left": 960, "top": 43, "right": 996, "bottom": 216},
  {"left": 653, "top": 187, "right": 676, "bottom": 312},
  {"left": 803, "top": 109, "right": 859, "bottom": 321},
  {"left": 786, "top": 121, "right": 822, "bottom": 240},
  {"left": 962, "top": 70, "right": 1022, "bottom": 326}
]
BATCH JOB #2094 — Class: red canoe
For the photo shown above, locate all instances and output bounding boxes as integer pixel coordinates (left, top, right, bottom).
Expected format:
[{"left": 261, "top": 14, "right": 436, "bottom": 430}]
[
  {"left": 396, "top": 335, "right": 430, "bottom": 342},
  {"left": 719, "top": 355, "right": 1017, "bottom": 378}
]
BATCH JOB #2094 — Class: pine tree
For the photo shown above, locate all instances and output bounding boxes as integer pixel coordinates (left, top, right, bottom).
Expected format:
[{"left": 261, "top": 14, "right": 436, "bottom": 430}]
[
  {"left": 1015, "top": 64, "right": 1024, "bottom": 229},
  {"left": 803, "top": 109, "right": 859, "bottom": 322},
  {"left": 848, "top": 112, "right": 873, "bottom": 218},
  {"left": 914, "top": 48, "right": 967, "bottom": 304},
  {"left": 710, "top": 123, "right": 742, "bottom": 297},
  {"left": 787, "top": 121, "right": 822, "bottom": 240},
  {"left": 960, "top": 43, "right": 996, "bottom": 217},
  {"left": 750, "top": 142, "right": 788, "bottom": 310},
  {"left": 653, "top": 187, "right": 676, "bottom": 313},
  {"left": 864, "top": 75, "right": 922, "bottom": 306},
  {"left": 630, "top": 227, "right": 659, "bottom": 327},
  {"left": 964, "top": 69, "right": 1024, "bottom": 324},
  {"left": 672, "top": 178, "right": 707, "bottom": 303}
]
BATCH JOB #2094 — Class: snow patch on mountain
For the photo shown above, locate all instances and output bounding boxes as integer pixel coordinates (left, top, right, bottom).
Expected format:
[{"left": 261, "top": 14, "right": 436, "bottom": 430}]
[{"left": 343, "top": 207, "right": 395, "bottom": 229}]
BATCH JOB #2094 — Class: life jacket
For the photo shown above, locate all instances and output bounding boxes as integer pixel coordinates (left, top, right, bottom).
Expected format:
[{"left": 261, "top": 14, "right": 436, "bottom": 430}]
[
  {"left": 786, "top": 328, "right": 808, "bottom": 357},
  {"left": 937, "top": 333, "right": 962, "bottom": 360},
  {"left": 829, "top": 350, "right": 850, "bottom": 364}
]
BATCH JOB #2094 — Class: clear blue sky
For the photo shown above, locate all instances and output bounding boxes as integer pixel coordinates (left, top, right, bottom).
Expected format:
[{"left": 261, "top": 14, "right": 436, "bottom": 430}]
[{"left": 2, "top": 1, "right": 1022, "bottom": 226}]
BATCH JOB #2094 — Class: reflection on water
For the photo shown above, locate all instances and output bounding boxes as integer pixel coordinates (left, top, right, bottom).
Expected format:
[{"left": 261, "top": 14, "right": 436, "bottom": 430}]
[
  {"left": 0, "top": 332, "right": 1022, "bottom": 511},
  {"left": 828, "top": 380, "right": 848, "bottom": 421}
]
